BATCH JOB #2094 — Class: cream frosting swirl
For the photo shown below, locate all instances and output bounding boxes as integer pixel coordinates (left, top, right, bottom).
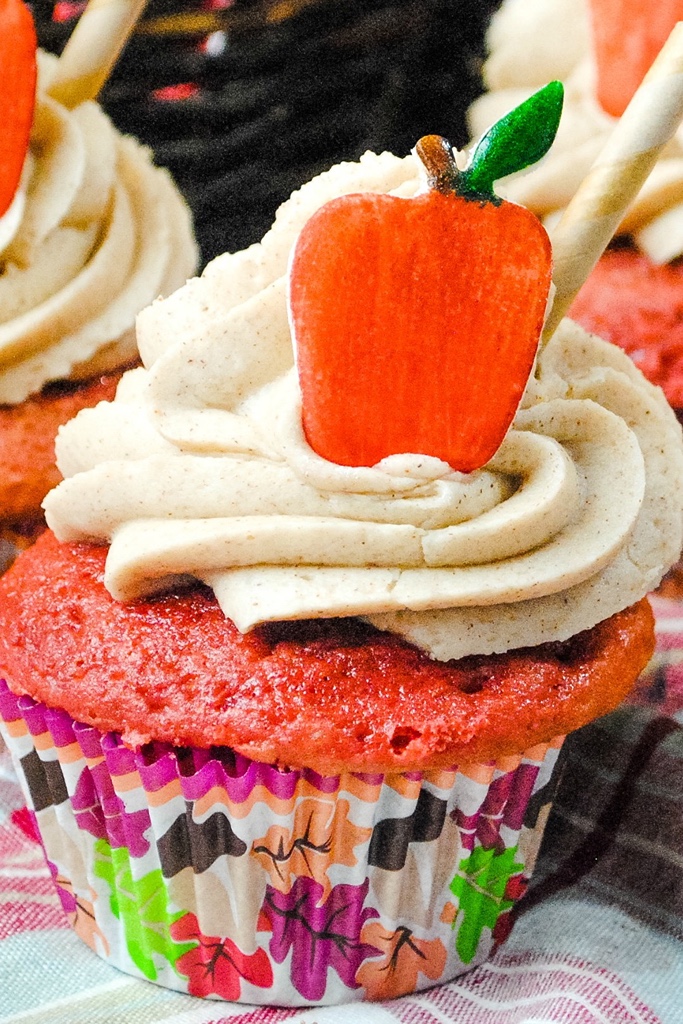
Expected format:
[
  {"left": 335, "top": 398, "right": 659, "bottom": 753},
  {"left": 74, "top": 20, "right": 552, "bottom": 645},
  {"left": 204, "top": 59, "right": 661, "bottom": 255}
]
[
  {"left": 0, "top": 53, "right": 198, "bottom": 405},
  {"left": 43, "top": 151, "right": 683, "bottom": 661},
  {"left": 469, "top": 0, "right": 683, "bottom": 264}
]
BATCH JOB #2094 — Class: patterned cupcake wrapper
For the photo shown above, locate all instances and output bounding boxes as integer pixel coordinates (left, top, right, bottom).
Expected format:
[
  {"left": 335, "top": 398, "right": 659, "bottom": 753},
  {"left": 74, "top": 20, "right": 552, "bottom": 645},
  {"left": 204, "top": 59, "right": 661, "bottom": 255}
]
[{"left": 0, "top": 678, "right": 563, "bottom": 1005}]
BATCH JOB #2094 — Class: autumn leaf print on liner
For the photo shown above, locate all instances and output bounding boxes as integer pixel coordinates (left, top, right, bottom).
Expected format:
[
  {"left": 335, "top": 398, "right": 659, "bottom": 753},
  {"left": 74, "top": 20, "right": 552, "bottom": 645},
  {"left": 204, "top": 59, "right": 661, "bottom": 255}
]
[
  {"left": 453, "top": 762, "right": 542, "bottom": 856},
  {"left": 72, "top": 760, "right": 153, "bottom": 857},
  {"left": 260, "top": 876, "right": 381, "bottom": 1001},
  {"left": 47, "top": 859, "right": 110, "bottom": 957},
  {"left": 449, "top": 845, "right": 525, "bottom": 964},
  {"left": 171, "top": 912, "right": 273, "bottom": 1000},
  {"left": 18, "top": 748, "right": 68, "bottom": 811},
  {"left": 251, "top": 797, "right": 371, "bottom": 898},
  {"left": 357, "top": 923, "right": 447, "bottom": 999},
  {"left": 367, "top": 787, "right": 447, "bottom": 871},
  {"left": 370, "top": 812, "right": 463, "bottom": 933},
  {"left": 156, "top": 804, "right": 247, "bottom": 877},
  {"left": 93, "top": 839, "right": 192, "bottom": 980},
  {"left": 166, "top": 855, "right": 267, "bottom": 948}
]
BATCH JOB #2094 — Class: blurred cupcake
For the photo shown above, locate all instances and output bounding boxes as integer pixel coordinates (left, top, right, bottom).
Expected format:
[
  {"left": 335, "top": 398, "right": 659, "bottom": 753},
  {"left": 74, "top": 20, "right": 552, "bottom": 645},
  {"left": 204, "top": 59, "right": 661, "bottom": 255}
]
[
  {"left": 469, "top": 0, "right": 683, "bottom": 412},
  {"left": 0, "top": 106, "right": 680, "bottom": 1003},
  {"left": 0, "top": 1, "right": 198, "bottom": 567}
]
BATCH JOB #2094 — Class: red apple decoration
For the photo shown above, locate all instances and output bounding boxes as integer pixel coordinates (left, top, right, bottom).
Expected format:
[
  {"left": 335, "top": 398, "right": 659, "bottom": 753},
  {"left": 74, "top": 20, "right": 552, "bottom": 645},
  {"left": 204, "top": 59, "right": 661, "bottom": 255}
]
[
  {"left": 589, "top": 0, "right": 683, "bottom": 117},
  {"left": 289, "top": 83, "right": 563, "bottom": 473},
  {"left": 0, "top": 0, "right": 37, "bottom": 218}
]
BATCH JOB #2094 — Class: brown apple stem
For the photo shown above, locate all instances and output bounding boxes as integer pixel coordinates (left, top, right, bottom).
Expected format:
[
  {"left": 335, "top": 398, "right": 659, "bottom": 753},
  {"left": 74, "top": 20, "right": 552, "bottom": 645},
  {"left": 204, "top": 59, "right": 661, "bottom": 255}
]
[{"left": 415, "top": 135, "right": 459, "bottom": 193}]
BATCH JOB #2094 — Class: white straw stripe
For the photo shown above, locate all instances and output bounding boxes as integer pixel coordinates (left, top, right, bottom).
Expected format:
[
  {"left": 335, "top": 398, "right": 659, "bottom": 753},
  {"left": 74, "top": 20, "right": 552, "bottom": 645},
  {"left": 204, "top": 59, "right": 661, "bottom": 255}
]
[{"left": 409, "top": 996, "right": 461, "bottom": 1024}]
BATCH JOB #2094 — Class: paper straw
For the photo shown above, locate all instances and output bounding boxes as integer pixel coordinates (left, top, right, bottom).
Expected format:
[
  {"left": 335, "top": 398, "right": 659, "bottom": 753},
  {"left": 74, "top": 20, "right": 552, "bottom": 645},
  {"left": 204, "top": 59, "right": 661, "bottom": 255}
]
[
  {"left": 543, "top": 21, "right": 683, "bottom": 341},
  {"left": 47, "top": 0, "right": 149, "bottom": 109}
]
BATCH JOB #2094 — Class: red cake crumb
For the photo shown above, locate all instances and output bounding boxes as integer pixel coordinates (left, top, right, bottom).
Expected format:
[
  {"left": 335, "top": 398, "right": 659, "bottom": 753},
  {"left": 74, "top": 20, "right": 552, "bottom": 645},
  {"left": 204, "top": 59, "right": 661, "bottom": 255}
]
[
  {"left": 570, "top": 246, "right": 683, "bottom": 409},
  {"left": 0, "top": 531, "right": 654, "bottom": 774},
  {"left": 0, "top": 370, "right": 125, "bottom": 528}
]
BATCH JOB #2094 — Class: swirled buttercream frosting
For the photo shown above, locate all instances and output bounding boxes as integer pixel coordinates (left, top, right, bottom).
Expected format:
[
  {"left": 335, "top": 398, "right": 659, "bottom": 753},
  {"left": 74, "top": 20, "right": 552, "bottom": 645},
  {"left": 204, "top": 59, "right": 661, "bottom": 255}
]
[
  {"left": 44, "top": 151, "right": 683, "bottom": 661},
  {"left": 0, "top": 53, "right": 198, "bottom": 405},
  {"left": 469, "top": 0, "right": 683, "bottom": 265}
]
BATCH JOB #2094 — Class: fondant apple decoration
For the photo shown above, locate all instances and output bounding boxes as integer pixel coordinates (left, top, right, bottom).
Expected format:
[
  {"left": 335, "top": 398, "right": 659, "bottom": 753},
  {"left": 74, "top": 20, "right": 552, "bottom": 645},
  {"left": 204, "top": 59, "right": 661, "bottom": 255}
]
[
  {"left": 289, "top": 82, "right": 563, "bottom": 472},
  {"left": 589, "top": 0, "right": 683, "bottom": 117},
  {"left": 0, "top": 0, "right": 37, "bottom": 218}
]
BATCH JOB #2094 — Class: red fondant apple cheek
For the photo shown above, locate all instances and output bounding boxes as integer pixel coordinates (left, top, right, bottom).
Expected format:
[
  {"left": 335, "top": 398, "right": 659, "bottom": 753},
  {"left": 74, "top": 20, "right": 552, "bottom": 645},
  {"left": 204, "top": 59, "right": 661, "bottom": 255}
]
[{"left": 290, "top": 190, "right": 552, "bottom": 472}]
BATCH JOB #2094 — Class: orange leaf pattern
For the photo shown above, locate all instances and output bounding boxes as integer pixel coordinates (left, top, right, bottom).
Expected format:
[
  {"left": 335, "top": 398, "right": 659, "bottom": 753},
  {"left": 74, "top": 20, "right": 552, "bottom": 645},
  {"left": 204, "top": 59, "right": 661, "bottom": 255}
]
[
  {"left": 356, "top": 921, "right": 447, "bottom": 999},
  {"left": 251, "top": 796, "right": 371, "bottom": 898},
  {"left": 57, "top": 875, "right": 109, "bottom": 957}
]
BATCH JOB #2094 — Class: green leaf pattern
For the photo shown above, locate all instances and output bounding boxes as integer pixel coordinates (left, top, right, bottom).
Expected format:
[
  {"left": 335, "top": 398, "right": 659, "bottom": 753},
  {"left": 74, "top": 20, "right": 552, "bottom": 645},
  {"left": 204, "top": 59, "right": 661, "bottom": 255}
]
[
  {"left": 449, "top": 845, "right": 524, "bottom": 964},
  {"left": 93, "top": 839, "right": 195, "bottom": 980}
]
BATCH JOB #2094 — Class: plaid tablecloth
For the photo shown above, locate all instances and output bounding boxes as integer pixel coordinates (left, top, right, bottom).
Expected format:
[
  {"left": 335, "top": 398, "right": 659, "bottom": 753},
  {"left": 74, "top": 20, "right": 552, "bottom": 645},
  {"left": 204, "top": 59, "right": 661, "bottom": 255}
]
[{"left": 1, "top": 593, "right": 682, "bottom": 1023}]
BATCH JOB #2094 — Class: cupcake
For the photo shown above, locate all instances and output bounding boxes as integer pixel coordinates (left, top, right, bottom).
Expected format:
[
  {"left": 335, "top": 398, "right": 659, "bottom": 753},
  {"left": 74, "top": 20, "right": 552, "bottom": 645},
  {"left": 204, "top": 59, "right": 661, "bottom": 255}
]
[
  {"left": 469, "top": 0, "right": 683, "bottom": 412},
  {"left": 0, "top": 1, "right": 198, "bottom": 566},
  {"left": 0, "top": 92, "right": 680, "bottom": 1005}
]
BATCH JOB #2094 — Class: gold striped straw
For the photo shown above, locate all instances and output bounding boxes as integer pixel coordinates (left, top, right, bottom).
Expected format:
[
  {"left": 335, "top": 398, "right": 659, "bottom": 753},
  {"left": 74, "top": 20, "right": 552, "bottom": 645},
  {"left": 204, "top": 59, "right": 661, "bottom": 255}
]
[
  {"left": 543, "top": 21, "right": 683, "bottom": 342},
  {"left": 47, "top": 0, "right": 149, "bottom": 109}
]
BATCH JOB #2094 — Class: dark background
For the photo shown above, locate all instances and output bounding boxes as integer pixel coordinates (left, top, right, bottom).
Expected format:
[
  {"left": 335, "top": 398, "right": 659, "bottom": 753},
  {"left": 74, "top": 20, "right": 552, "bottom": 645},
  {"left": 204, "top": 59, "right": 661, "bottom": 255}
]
[{"left": 33, "top": 0, "right": 501, "bottom": 264}]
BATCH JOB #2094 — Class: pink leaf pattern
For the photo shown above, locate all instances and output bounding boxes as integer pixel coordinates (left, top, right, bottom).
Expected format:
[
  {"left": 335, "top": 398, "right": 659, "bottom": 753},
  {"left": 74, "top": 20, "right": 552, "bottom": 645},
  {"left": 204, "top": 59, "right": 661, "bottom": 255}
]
[{"left": 260, "top": 877, "right": 381, "bottom": 1001}]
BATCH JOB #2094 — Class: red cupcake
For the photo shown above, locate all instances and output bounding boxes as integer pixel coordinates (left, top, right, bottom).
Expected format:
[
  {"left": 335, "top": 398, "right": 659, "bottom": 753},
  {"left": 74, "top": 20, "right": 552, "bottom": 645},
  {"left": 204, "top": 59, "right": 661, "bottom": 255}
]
[{"left": 1, "top": 95, "right": 680, "bottom": 1004}]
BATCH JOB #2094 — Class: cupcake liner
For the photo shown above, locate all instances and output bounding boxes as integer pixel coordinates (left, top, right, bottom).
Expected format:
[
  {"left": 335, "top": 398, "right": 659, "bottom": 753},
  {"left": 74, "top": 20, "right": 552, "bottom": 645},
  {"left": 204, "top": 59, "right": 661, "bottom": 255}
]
[{"left": 0, "top": 678, "right": 563, "bottom": 1005}]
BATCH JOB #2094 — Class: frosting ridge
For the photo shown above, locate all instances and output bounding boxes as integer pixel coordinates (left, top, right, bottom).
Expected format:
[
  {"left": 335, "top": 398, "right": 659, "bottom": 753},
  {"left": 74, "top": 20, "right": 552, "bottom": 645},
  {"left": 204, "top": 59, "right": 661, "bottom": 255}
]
[{"left": 43, "top": 152, "right": 683, "bottom": 660}]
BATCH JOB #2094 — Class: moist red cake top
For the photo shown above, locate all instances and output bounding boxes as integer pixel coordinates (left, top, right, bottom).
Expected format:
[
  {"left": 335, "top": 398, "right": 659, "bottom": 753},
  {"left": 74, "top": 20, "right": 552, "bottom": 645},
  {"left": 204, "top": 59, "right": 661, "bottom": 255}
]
[{"left": 0, "top": 531, "right": 654, "bottom": 773}]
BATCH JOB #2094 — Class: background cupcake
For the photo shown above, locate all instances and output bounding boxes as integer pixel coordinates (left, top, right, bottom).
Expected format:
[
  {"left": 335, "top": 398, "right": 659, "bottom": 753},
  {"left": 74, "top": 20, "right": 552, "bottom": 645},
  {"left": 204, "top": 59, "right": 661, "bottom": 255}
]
[
  {"left": 469, "top": 0, "right": 683, "bottom": 414},
  {"left": 0, "top": 0, "right": 198, "bottom": 569}
]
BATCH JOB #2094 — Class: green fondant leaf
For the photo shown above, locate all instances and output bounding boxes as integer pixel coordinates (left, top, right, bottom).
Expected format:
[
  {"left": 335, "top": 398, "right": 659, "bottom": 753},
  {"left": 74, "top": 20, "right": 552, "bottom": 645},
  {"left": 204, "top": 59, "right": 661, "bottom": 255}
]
[
  {"left": 93, "top": 839, "right": 194, "bottom": 980},
  {"left": 462, "top": 81, "right": 564, "bottom": 198},
  {"left": 449, "top": 845, "right": 524, "bottom": 964}
]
